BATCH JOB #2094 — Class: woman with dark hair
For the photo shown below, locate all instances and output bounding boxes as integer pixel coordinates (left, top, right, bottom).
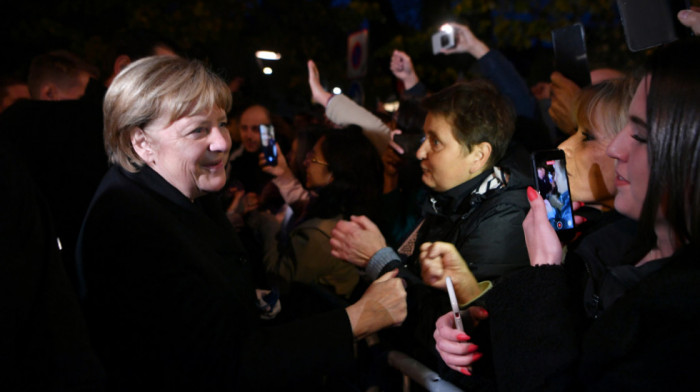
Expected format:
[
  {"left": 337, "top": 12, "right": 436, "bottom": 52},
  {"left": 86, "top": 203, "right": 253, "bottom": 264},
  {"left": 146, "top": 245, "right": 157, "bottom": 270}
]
[
  {"left": 259, "top": 125, "right": 384, "bottom": 300},
  {"left": 432, "top": 36, "right": 700, "bottom": 390}
]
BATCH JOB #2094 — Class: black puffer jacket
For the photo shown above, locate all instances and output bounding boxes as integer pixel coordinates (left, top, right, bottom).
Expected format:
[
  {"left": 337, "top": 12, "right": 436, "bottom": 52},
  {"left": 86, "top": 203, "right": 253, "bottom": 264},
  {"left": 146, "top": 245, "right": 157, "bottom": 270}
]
[
  {"left": 405, "top": 166, "right": 532, "bottom": 282},
  {"left": 375, "top": 166, "right": 532, "bottom": 381}
]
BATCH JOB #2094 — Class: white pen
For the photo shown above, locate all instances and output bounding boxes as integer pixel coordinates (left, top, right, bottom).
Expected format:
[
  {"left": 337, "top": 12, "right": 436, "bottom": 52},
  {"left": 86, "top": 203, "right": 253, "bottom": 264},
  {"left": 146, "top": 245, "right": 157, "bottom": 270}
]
[{"left": 446, "top": 276, "right": 464, "bottom": 332}]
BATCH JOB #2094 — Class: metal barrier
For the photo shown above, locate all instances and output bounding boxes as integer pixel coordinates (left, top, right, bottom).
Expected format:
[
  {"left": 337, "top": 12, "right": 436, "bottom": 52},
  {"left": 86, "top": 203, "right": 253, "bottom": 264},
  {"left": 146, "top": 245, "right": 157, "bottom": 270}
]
[{"left": 387, "top": 350, "right": 462, "bottom": 392}]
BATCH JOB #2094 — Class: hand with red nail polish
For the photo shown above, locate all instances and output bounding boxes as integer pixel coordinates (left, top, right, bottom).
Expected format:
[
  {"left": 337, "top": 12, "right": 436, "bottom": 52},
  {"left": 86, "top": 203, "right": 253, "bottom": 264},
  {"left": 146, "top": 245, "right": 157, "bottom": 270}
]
[
  {"left": 522, "top": 186, "right": 563, "bottom": 266},
  {"left": 434, "top": 311, "right": 485, "bottom": 375}
]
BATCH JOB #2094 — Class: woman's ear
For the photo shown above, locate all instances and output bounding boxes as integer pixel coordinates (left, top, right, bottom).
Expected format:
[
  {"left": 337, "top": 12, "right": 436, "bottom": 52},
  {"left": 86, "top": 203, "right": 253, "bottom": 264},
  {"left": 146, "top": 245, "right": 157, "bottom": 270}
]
[
  {"left": 131, "top": 128, "right": 154, "bottom": 164},
  {"left": 469, "top": 142, "right": 492, "bottom": 174}
]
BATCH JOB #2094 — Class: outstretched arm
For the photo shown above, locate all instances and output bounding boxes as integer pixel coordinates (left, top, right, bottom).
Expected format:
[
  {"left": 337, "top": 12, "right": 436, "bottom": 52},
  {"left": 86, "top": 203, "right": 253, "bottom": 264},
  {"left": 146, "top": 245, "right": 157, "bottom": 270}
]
[{"left": 308, "top": 59, "right": 391, "bottom": 154}]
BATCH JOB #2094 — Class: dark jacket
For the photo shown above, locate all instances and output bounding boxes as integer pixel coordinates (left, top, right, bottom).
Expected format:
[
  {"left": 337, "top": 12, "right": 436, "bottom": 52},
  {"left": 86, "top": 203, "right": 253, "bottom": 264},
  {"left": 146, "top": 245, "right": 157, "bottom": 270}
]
[
  {"left": 405, "top": 167, "right": 532, "bottom": 282},
  {"left": 375, "top": 167, "right": 532, "bottom": 377},
  {"left": 0, "top": 79, "right": 108, "bottom": 291},
  {"left": 484, "top": 217, "right": 700, "bottom": 391},
  {"left": 77, "top": 165, "right": 354, "bottom": 391},
  {"left": 0, "top": 144, "right": 104, "bottom": 391}
]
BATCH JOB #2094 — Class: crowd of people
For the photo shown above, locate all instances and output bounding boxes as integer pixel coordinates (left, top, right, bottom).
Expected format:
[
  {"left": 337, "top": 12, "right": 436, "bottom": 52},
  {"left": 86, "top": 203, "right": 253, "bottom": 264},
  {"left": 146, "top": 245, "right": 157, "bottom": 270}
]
[{"left": 1, "top": 7, "right": 700, "bottom": 392}]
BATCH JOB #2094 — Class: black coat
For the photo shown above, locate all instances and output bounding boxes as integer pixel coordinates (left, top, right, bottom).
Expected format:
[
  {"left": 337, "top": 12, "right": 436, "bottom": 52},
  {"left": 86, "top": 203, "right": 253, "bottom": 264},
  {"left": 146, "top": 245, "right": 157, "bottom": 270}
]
[
  {"left": 0, "top": 80, "right": 108, "bottom": 291},
  {"left": 484, "top": 218, "right": 700, "bottom": 391},
  {"left": 0, "top": 143, "right": 104, "bottom": 391},
  {"left": 77, "top": 165, "right": 354, "bottom": 390},
  {"left": 378, "top": 167, "right": 532, "bottom": 379},
  {"left": 406, "top": 167, "right": 532, "bottom": 281}
]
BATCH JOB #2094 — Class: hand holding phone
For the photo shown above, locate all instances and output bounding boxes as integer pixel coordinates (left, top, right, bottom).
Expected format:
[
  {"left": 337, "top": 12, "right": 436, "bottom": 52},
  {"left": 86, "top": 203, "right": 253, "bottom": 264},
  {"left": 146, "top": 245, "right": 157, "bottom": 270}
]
[
  {"left": 259, "top": 124, "right": 278, "bottom": 166},
  {"left": 432, "top": 24, "right": 457, "bottom": 55},
  {"left": 617, "top": 0, "right": 692, "bottom": 52},
  {"left": 446, "top": 276, "right": 465, "bottom": 332}
]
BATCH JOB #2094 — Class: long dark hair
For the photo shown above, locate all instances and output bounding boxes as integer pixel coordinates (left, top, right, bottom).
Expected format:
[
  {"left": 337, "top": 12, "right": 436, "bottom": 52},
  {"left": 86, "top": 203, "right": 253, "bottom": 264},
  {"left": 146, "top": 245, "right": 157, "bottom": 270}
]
[
  {"left": 307, "top": 125, "right": 384, "bottom": 221},
  {"left": 639, "top": 37, "right": 700, "bottom": 247}
]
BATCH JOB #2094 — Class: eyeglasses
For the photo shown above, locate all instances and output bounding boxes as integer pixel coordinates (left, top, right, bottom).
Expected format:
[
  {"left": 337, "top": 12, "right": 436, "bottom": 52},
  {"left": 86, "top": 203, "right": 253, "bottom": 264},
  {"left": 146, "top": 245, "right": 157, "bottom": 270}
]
[{"left": 305, "top": 151, "right": 329, "bottom": 166}]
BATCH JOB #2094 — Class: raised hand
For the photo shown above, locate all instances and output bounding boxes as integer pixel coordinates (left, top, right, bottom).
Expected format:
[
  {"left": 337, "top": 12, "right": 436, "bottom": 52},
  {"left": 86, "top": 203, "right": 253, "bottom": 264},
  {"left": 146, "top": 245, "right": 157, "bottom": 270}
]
[
  {"left": 441, "top": 23, "right": 489, "bottom": 59},
  {"left": 307, "top": 59, "right": 332, "bottom": 106},
  {"left": 548, "top": 71, "right": 580, "bottom": 135}
]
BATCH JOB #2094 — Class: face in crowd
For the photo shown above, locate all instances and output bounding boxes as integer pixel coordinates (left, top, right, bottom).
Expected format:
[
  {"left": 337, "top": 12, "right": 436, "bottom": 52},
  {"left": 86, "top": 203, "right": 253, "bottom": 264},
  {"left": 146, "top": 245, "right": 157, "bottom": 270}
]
[
  {"left": 416, "top": 112, "right": 489, "bottom": 192},
  {"left": 304, "top": 136, "right": 333, "bottom": 190},
  {"left": 133, "top": 107, "right": 231, "bottom": 201},
  {"left": 606, "top": 76, "right": 650, "bottom": 221},
  {"left": 238, "top": 105, "right": 269, "bottom": 153}
]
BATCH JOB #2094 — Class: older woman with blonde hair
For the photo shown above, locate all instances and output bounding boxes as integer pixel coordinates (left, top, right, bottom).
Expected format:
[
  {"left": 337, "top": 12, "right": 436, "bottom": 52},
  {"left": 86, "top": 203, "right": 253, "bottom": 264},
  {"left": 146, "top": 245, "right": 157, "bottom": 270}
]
[{"left": 77, "top": 55, "right": 406, "bottom": 390}]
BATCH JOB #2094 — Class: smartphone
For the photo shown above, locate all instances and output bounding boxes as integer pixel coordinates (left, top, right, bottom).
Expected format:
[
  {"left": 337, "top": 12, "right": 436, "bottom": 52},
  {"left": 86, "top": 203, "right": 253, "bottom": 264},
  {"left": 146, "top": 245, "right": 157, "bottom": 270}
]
[
  {"left": 259, "top": 124, "right": 278, "bottom": 166},
  {"left": 445, "top": 277, "right": 465, "bottom": 332},
  {"left": 393, "top": 133, "right": 425, "bottom": 159},
  {"left": 531, "top": 149, "right": 575, "bottom": 232},
  {"left": 551, "top": 24, "right": 591, "bottom": 88},
  {"left": 617, "top": 0, "right": 692, "bottom": 52},
  {"left": 432, "top": 24, "right": 456, "bottom": 55}
]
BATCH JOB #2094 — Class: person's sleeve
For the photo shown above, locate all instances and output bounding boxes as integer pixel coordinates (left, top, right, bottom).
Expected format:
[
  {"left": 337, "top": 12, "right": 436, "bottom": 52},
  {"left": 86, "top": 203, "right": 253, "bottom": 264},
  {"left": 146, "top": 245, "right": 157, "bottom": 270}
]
[
  {"left": 82, "top": 204, "right": 355, "bottom": 390},
  {"left": 366, "top": 247, "right": 401, "bottom": 281},
  {"left": 457, "top": 201, "right": 530, "bottom": 280},
  {"left": 245, "top": 210, "right": 283, "bottom": 275},
  {"left": 403, "top": 81, "right": 428, "bottom": 99},
  {"left": 284, "top": 225, "right": 359, "bottom": 298},
  {"left": 325, "top": 94, "right": 391, "bottom": 154},
  {"left": 478, "top": 50, "right": 538, "bottom": 119},
  {"left": 482, "top": 265, "right": 581, "bottom": 391},
  {"left": 271, "top": 169, "right": 309, "bottom": 205}
]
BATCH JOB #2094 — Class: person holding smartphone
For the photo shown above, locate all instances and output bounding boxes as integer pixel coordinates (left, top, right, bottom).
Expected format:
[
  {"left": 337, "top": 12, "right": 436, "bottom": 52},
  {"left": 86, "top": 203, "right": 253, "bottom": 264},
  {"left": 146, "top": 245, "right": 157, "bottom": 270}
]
[{"left": 433, "top": 37, "right": 700, "bottom": 391}]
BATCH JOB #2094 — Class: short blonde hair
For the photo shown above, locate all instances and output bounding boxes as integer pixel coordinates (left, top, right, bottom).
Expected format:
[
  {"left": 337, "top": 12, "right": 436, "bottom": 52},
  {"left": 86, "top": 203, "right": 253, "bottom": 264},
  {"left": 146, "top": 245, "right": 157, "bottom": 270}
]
[
  {"left": 103, "top": 56, "right": 232, "bottom": 172},
  {"left": 573, "top": 76, "right": 638, "bottom": 140}
]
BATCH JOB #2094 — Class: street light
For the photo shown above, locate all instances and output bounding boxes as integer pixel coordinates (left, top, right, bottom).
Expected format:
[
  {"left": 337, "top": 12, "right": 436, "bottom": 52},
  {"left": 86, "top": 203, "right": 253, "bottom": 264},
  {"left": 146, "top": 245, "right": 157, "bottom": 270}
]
[{"left": 255, "top": 50, "right": 282, "bottom": 60}]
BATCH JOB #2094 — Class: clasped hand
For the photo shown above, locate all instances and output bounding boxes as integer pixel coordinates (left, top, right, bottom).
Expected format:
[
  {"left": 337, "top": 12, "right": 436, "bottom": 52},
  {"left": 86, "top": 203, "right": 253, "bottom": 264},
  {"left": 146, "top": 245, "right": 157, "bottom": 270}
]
[{"left": 330, "top": 215, "right": 386, "bottom": 268}]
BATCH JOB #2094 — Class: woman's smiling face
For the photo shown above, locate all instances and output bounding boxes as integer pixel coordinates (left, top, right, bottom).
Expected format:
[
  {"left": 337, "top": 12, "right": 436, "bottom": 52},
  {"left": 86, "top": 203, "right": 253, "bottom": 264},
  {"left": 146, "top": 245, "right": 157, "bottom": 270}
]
[
  {"left": 606, "top": 76, "right": 650, "bottom": 220},
  {"left": 558, "top": 105, "right": 617, "bottom": 206},
  {"left": 137, "top": 106, "right": 231, "bottom": 200}
]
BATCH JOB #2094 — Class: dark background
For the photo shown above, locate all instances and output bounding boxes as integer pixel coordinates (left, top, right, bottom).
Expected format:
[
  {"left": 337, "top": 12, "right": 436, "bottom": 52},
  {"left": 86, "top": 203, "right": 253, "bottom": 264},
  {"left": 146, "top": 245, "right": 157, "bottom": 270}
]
[{"left": 3, "top": 0, "right": 696, "bottom": 117}]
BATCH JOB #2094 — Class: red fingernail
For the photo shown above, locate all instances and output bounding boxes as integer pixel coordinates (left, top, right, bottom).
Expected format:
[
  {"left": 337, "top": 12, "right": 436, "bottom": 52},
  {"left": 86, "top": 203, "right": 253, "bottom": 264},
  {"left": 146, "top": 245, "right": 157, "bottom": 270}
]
[
  {"left": 471, "top": 352, "right": 483, "bottom": 362},
  {"left": 457, "top": 333, "right": 470, "bottom": 342},
  {"left": 460, "top": 367, "right": 471, "bottom": 376},
  {"left": 527, "top": 186, "right": 539, "bottom": 201},
  {"left": 479, "top": 309, "right": 489, "bottom": 318},
  {"left": 467, "top": 344, "right": 479, "bottom": 353},
  {"left": 582, "top": 217, "right": 588, "bottom": 223}
]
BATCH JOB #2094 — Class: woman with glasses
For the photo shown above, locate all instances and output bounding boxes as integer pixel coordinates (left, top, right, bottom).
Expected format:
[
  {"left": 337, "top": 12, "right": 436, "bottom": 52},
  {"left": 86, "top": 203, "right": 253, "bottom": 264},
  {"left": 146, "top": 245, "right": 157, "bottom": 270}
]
[{"left": 253, "top": 125, "right": 384, "bottom": 301}]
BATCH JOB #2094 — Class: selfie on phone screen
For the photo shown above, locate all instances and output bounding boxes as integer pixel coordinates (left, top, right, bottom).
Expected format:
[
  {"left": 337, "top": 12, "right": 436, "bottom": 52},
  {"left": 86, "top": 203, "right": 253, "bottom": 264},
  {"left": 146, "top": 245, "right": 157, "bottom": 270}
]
[
  {"left": 534, "top": 155, "right": 574, "bottom": 231},
  {"left": 260, "top": 124, "right": 278, "bottom": 166}
]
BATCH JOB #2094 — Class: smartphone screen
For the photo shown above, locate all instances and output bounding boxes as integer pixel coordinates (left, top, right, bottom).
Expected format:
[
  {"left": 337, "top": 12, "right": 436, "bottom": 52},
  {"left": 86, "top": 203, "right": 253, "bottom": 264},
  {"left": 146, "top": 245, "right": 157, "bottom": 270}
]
[
  {"left": 552, "top": 23, "right": 591, "bottom": 88},
  {"left": 259, "top": 124, "right": 278, "bottom": 166},
  {"left": 531, "top": 149, "right": 574, "bottom": 232}
]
